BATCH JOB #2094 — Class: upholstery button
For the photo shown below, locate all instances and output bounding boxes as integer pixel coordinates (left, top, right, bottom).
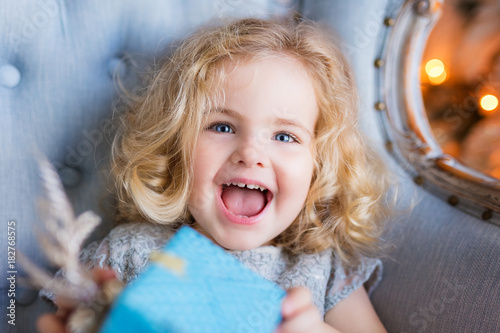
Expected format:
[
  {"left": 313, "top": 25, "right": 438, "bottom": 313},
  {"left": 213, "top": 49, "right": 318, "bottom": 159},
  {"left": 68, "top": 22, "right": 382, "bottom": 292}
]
[
  {"left": 0, "top": 64, "right": 21, "bottom": 88},
  {"left": 108, "top": 57, "right": 127, "bottom": 79},
  {"left": 15, "top": 286, "right": 39, "bottom": 306},
  {"left": 59, "top": 166, "right": 82, "bottom": 188}
]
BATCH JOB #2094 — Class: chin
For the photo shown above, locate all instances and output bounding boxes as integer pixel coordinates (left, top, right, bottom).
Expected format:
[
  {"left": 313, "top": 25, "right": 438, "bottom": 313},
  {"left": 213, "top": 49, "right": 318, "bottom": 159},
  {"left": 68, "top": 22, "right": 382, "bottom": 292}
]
[{"left": 215, "top": 234, "right": 266, "bottom": 251}]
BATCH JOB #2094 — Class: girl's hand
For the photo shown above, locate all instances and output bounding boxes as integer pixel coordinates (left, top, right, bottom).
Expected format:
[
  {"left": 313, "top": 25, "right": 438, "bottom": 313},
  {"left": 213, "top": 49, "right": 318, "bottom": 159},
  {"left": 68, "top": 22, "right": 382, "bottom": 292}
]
[
  {"left": 37, "top": 268, "right": 117, "bottom": 333},
  {"left": 276, "top": 287, "right": 340, "bottom": 333}
]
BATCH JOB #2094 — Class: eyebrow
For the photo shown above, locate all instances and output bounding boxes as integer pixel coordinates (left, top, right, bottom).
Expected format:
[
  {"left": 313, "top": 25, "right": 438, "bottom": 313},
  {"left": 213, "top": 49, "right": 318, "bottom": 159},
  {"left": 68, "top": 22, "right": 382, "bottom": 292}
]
[
  {"left": 274, "top": 118, "right": 313, "bottom": 139},
  {"left": 209, "top": 108, "right": 313, "bottom": 138},
  {"left": 208, "top": 108, "right": 243, "bottom": 119}
]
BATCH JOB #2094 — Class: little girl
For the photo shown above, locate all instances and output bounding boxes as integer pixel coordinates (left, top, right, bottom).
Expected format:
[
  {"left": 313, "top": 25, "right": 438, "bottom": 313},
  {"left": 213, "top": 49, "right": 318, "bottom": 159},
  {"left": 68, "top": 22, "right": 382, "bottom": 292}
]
[{"left": 39, "top": 17, "right": 390, "bottom": 333}]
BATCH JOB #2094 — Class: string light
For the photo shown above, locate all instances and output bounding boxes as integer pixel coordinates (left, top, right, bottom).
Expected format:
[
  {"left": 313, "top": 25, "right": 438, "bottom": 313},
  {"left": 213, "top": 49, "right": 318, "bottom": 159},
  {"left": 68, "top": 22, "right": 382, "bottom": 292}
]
[
  {"left": 480, "top": 94, "right": 499, "bottom": 113},
  {"left": 425, "top": 59, "right": 447, "bottom": 85},
  {"left": 428, "top": 70, "right": 447, "bottom": 85},
  {"left": 425, "top": 59, "right": 444, "bottom": 77}
]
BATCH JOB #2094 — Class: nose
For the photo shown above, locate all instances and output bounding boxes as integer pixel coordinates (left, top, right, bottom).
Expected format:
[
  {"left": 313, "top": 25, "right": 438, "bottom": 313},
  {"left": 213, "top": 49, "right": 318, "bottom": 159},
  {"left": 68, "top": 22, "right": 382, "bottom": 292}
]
[{"left": 230, "top": 136, "right": 268, "bottom": 168}]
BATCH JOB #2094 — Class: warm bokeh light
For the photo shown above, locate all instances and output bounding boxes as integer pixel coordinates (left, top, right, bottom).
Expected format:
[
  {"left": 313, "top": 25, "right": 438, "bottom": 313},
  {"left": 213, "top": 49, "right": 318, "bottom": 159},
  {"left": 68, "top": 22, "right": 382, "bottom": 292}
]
[
  {"left": 424, "top": 59, "right": 447, "bottom": 85},
  {"left": 428, "top": 70, "right": 447, "bottom": 85},
  {"left": 480, "top": 94, "right": 499, "bottom": 112},
  {"left": 425, "top": 59, "right": 445, "bottom": 77}
]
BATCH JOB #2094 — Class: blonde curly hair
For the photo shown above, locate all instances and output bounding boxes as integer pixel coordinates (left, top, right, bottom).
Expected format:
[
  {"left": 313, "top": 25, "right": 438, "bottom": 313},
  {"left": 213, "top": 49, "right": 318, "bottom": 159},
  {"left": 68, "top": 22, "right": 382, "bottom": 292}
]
[{"left": 111, "top": 17, "right": 392, "bottom": 266}]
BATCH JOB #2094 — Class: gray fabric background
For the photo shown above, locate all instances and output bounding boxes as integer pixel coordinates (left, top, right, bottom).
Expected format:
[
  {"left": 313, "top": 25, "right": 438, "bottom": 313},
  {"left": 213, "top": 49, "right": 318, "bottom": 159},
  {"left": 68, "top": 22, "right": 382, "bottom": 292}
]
[{"left": 1, "top": 0, "right": 498, "bottom": 332}]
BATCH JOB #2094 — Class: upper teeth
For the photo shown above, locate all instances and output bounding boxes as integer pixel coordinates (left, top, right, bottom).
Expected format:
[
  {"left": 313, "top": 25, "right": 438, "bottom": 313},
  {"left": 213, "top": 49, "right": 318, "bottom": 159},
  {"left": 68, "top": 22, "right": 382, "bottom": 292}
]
[{"left": 224, "top": 182, "right": 267, "bottom": 192}]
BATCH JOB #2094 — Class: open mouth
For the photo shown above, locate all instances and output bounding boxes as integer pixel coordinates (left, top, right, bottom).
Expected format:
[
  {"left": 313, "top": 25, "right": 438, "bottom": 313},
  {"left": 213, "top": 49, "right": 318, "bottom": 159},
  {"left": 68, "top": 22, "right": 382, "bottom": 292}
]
[{"left": 220, "top": 182, "right": 273, "bottom": 219}]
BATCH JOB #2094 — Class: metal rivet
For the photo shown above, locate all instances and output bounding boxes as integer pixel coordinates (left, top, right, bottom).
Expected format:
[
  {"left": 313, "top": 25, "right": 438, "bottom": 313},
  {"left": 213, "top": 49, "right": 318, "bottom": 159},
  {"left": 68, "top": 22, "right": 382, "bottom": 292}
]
[
  {"left": 374, "top": 58, "right": 385, "bottom": 68},
  {"left": 415, "top": 0, "right": 430, "bottom": 15},
  {"left": 482, "top": 210, "right": 493, "bottom": 220},
  {"left": 384, "top": 17, "right": 395, "bottom": 26},
  {"left": 413, "top": 175, "right": 424, "bottom": 185},
  {"left": 375, "top": 102, "right": 386, "bottom": 111},
  {"left": 447, "top": 195, "right": 459, "bottom": 206},
  {"left": 385, "top": 141, "right": 393, "bottom": 151}
]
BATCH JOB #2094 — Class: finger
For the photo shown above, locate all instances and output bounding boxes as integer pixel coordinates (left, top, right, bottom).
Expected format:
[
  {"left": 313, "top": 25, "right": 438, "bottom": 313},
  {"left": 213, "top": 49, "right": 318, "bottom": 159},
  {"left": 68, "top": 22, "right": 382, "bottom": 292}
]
[
  {"left": 37, "top": 313, "right": 67, "bottom": 333},
  {"left": 92, "top": 268, "right": 117, "bottom": 285},
  {"left": 282, "top": 287, "right": 313, "bottom": 318},
  {"left": 53, "top": 296, "right": 77, "bottom": 313},
  {"left": 276, "top": 305, "right": 321, "bottom": 333},
  {"left": 56, "top": 268, "right": 118, "bottom": 309},
  {"left": 55, "top": 305, "right": 73, "bottom": 321}
]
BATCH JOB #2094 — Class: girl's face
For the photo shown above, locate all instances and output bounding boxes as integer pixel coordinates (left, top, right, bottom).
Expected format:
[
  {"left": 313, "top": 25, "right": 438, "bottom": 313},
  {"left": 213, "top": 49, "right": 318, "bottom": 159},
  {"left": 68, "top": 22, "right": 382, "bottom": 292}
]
[{"left": 188, "top": 56, "right": 318, "bottom": 251}]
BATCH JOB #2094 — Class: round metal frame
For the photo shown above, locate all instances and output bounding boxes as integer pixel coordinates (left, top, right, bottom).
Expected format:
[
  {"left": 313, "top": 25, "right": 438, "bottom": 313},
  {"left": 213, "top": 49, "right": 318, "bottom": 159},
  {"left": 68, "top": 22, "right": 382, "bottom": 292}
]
[{"left": 375, "top": 0, "right": 500, "bottom": 225}]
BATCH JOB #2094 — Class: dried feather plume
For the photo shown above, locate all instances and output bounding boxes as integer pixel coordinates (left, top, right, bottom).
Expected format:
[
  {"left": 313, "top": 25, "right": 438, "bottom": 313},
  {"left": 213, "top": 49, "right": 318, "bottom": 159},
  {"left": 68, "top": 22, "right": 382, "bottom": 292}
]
[
  {"left": 18, "top": 152, "right": 101, "bottom": 303},
  {"left": 18, "top": 153, "right": 124, "bottom": 333}
]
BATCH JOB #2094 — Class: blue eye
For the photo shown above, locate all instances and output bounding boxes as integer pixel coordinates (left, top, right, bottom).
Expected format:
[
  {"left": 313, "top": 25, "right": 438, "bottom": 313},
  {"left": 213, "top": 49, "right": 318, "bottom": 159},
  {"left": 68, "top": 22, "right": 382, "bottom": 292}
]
[
  {"left": 274, "top": 132, "right": 298, "bottom": 143},
  {"left": 209, "top": 123, "right": 234, "bottom": 133}
]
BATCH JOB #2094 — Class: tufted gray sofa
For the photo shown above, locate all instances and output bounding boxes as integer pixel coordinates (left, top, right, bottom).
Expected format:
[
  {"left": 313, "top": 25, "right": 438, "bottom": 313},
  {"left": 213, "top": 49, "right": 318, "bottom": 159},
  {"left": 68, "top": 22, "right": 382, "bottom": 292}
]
[{"left": 1, "top": 1, "right": 499, "bottom": 332}]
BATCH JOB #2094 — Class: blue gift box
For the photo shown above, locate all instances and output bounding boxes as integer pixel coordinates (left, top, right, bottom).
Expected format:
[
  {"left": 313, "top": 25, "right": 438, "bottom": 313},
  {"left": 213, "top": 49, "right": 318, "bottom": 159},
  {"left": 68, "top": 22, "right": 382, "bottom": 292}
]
[{"left": 99, "top": 226, "right": 286, "bottom": 333}]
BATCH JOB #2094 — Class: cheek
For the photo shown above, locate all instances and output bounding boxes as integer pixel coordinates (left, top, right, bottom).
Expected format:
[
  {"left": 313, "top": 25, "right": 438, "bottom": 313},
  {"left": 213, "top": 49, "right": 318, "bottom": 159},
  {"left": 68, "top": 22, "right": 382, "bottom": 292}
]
[
  {"left": 191, "top": 148, "right": 207, "bottom": 187},
  {"left": 277, "top": 151, "right": 315, "bottom": 203},
  {"left": 189, "top": 137, "right": 229, "bottom": 204},
  {"left": 192, "top": 137, "right": 218, "bottom": 178},
  {"left": 189, "top": 141, "right": 215, "bottom": 203}
]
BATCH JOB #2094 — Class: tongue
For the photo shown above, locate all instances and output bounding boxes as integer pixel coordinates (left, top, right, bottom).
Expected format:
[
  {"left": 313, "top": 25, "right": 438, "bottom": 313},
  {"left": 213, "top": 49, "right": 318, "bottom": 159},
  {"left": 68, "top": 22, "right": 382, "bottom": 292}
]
[{"left": 221, "top": 186, "right": 266, "bottom": 217}]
